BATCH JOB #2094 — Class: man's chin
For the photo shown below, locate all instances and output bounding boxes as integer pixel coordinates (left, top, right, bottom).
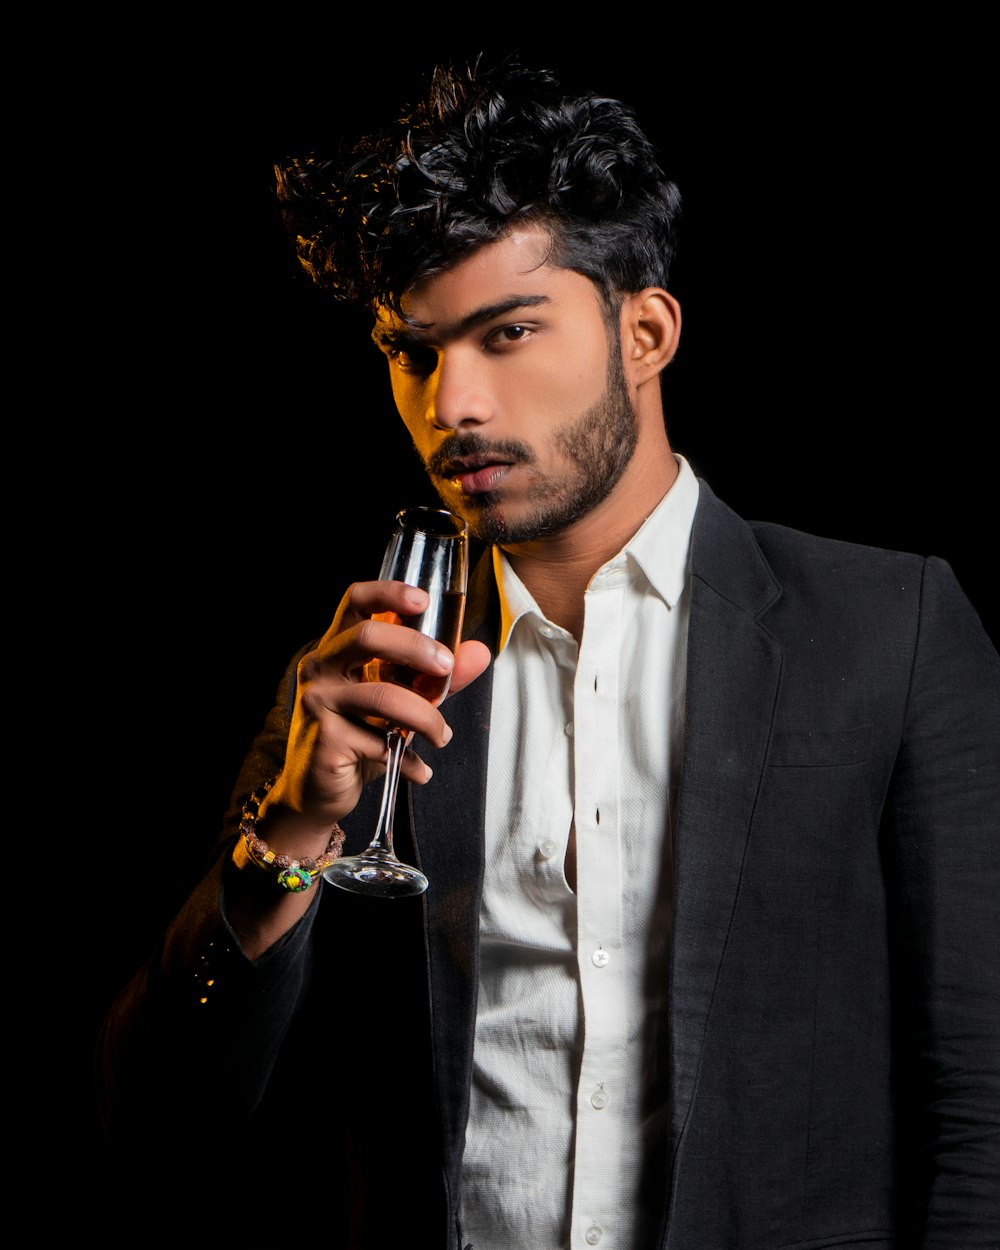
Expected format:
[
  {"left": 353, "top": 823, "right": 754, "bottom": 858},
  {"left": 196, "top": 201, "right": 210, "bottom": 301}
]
[
  {"left": 429, "top": 492, "right": 514, "bottom": 545},
  {"left": 453, "top": 499, "right": 510, "bottom": 546},
  {"left": 433, "top": 481, "right": 584, "bottom": 545},
  {"left": 431, "top": 484, "right": 500, "bottom": 538},
  {"left": 465, "top": 501, "right": 571, "bottom": 547}
]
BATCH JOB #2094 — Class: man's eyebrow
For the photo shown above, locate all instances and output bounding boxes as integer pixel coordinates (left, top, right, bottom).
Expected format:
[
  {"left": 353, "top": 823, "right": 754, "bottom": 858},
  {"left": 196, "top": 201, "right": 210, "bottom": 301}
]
[{"left": 372, "top": 294, "right": 551, "bottom": 347}]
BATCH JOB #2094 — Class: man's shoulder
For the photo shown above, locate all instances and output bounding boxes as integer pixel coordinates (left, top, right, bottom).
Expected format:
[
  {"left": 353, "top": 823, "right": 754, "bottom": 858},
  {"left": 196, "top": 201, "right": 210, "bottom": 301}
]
[
  {"left": 691, "top": 480, "right": 934, "bottom": 620},
  {"left": 748, "top": 515, "right": 953, "bottom": 635},
  {"left": 747, "top": 516, "right": 927, "bottom": 578},
  {"left": 740, "top": 515, "right": 992, "bottom": 664}
]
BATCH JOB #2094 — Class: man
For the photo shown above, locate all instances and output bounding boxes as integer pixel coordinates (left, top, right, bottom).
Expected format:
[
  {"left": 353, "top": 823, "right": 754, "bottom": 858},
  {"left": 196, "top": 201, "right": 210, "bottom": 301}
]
[{"left": 98, "top": 61, "right": 999, "bottom": 1246}]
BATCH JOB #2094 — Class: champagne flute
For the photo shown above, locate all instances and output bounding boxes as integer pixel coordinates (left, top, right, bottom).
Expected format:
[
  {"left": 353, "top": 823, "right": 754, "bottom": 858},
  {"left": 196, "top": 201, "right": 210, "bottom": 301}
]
[{"left": 322, "top": 506, "right": 469, "bottom": 898}]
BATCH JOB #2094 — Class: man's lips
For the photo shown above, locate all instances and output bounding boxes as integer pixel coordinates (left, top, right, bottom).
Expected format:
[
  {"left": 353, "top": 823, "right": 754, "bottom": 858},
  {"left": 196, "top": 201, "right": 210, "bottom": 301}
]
[
  {"left": 439, "top": 455, "right": 516, "bottom": 495},
  {"left": 427, "top": 436, "right": 534, "bottom": 497}
]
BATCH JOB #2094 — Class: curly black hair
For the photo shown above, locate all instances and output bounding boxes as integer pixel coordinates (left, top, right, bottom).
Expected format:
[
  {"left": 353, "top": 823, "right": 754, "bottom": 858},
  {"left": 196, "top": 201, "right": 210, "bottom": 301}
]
[{"left": 275, "top": 58, "right": 682, "bottom": 314}]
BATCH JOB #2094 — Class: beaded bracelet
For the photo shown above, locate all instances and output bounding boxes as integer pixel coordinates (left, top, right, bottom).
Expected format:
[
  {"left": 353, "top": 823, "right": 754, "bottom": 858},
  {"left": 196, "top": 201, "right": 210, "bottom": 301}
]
[{"left": 232, "top": 774, "right": 345, "bottom": 893}]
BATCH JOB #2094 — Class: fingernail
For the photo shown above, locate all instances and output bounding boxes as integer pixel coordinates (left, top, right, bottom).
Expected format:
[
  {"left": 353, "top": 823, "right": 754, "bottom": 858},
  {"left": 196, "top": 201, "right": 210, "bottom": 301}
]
[{"left": 442, "top": 723, "right": 453, "bottom": 745}]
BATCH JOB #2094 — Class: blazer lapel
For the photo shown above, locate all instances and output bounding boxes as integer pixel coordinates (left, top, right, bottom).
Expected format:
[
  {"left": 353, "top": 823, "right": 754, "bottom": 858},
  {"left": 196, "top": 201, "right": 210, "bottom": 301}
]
[{"left": 667, "top": 484, "right": 783, "bottom": 1173}]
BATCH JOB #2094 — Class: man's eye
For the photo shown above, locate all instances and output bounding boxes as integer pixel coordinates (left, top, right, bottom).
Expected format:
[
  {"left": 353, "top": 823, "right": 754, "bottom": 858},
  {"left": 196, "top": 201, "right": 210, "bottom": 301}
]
[
  {"left": 487, "top": 324, "right": 531, "bottom": 349},
  {"left": 388, "top": 345, "right": 437, "bottom": 374}
]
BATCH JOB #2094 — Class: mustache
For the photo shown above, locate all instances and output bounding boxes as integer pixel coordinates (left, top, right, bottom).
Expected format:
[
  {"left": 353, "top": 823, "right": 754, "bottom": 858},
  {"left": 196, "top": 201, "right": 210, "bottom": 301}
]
[{"left": 425, "top": 432, "right": 537, "bottom": 478}]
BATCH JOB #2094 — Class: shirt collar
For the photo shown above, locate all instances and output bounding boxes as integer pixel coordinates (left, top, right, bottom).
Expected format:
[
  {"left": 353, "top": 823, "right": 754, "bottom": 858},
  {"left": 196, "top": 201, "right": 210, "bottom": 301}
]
[
  {"left": 493, "top": 455, "right": 700, "bottom": 654},
  {"left": 620, "top": 452, "right": 699, "bottom": 611},
  {"left": 494, "top": 544, "right": 542, "bottom": 654}
]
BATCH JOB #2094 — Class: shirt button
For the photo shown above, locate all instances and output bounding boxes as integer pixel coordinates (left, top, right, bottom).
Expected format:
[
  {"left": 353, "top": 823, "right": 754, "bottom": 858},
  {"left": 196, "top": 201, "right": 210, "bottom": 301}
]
[
  {"left": 585, "top": 1227, "right": 603, "bottom": 1245},
  {"left": 540, "top": 624, "right": 557, "bottom": 639},
  {"left": 565, "top": 721, "right": 574, "bottom": 737},
  {"left": 590, "top": 1087, "right": 609, "bottom": 1109},
  {"left": 539, "top": 840, "right": 558, "bottom": 860},
  {"left": 592, "top": 949, "right": 610, "bottom": 968}
]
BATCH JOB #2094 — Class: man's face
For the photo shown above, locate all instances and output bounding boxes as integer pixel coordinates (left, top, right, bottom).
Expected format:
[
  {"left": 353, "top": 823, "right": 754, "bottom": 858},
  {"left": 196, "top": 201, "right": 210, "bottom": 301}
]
[{"left": 372, "top": 227, "right": 637, "bottom": 546}]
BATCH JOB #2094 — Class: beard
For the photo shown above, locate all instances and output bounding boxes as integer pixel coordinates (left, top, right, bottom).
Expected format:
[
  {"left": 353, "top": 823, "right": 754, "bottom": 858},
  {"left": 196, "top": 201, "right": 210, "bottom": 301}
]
[{"left": 421, "top": 347, "right": 638, "bottom": 545}]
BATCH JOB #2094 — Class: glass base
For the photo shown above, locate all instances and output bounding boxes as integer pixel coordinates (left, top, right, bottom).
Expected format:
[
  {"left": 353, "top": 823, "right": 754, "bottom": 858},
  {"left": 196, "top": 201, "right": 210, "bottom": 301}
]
[{"left": 322, "top": 849, "right": 429, "bottom": 898}]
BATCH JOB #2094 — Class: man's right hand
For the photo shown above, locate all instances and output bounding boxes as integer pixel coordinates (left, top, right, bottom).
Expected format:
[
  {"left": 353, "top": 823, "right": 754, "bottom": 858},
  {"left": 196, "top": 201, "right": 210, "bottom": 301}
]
[
  {"left": 256, "top": 578, "right": 490, "bottom": 848},
  {"left": 226, "top": 579, "right": 490, "bottom": 956}
]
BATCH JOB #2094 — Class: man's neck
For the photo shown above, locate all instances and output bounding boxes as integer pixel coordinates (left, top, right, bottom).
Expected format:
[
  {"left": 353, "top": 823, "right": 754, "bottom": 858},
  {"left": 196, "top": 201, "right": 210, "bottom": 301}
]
[{"left": 501, "top": 450, "right": 680, "bottom": 642}]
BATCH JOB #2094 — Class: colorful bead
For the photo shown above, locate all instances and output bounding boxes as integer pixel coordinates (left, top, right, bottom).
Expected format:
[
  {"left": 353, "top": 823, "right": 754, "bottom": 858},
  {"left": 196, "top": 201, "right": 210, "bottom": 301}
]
[{"left": 277, "top": 866, "right": 314, "bottom": 892}]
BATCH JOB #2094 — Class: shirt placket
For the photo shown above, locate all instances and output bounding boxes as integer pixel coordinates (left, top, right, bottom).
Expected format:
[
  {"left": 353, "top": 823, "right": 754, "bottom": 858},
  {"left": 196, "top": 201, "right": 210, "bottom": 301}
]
[{"left": 571, "top": 564, "right": 627, "bottom": 1249}]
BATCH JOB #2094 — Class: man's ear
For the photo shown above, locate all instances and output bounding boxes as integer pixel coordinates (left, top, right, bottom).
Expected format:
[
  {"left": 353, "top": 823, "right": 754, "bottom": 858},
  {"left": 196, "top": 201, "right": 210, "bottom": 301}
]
[{"left": 621, "top": 288, "right": 681, "bottom": 383}]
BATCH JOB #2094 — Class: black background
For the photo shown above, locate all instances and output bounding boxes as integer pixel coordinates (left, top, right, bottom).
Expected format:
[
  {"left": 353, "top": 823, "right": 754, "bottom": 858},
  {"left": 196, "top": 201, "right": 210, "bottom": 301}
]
[{"left": 58, "top": 20, "right": 995, "bottom": 1216}]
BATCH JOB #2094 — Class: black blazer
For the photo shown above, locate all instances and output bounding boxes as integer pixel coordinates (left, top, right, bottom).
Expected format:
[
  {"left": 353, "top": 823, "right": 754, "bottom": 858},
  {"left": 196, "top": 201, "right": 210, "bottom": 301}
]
[{"left": 98, "top": 481, "right": 1000, "bottom": 1248}]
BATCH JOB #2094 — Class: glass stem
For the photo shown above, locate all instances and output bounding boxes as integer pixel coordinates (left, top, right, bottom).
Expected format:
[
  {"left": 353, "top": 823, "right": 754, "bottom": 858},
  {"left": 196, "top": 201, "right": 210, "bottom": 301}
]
[{"left": 366, "top": 728, "right": 411, "bottom": 857}]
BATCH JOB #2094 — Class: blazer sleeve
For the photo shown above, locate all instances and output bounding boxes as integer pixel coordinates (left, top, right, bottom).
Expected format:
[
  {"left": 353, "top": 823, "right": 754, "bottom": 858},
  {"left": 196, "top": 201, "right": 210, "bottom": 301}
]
[
  {"left": 882, "top": 556, "right": 1000, "bottom": 1242},
  {"left": 95, "top": 643, "right": 317, "bottom": 1155}
]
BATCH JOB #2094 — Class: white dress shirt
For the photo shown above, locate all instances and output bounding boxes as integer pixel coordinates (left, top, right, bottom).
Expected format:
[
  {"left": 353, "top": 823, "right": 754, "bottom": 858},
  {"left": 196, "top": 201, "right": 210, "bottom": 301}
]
[{"left": 459, "top": 456, "right": 700, "bottom": 1249}]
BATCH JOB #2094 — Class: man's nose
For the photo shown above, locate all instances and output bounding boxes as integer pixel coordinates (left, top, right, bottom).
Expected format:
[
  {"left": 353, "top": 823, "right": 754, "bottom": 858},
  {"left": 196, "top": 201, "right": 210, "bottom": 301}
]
[{"left": 426, "top": 349, "right": 492, "bottom": 430}]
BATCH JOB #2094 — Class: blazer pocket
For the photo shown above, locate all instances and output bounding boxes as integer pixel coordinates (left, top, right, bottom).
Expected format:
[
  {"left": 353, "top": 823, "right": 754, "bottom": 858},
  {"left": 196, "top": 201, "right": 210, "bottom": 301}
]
[{"left": 768, "top": 721, "right": 872, "bottom": 768}]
